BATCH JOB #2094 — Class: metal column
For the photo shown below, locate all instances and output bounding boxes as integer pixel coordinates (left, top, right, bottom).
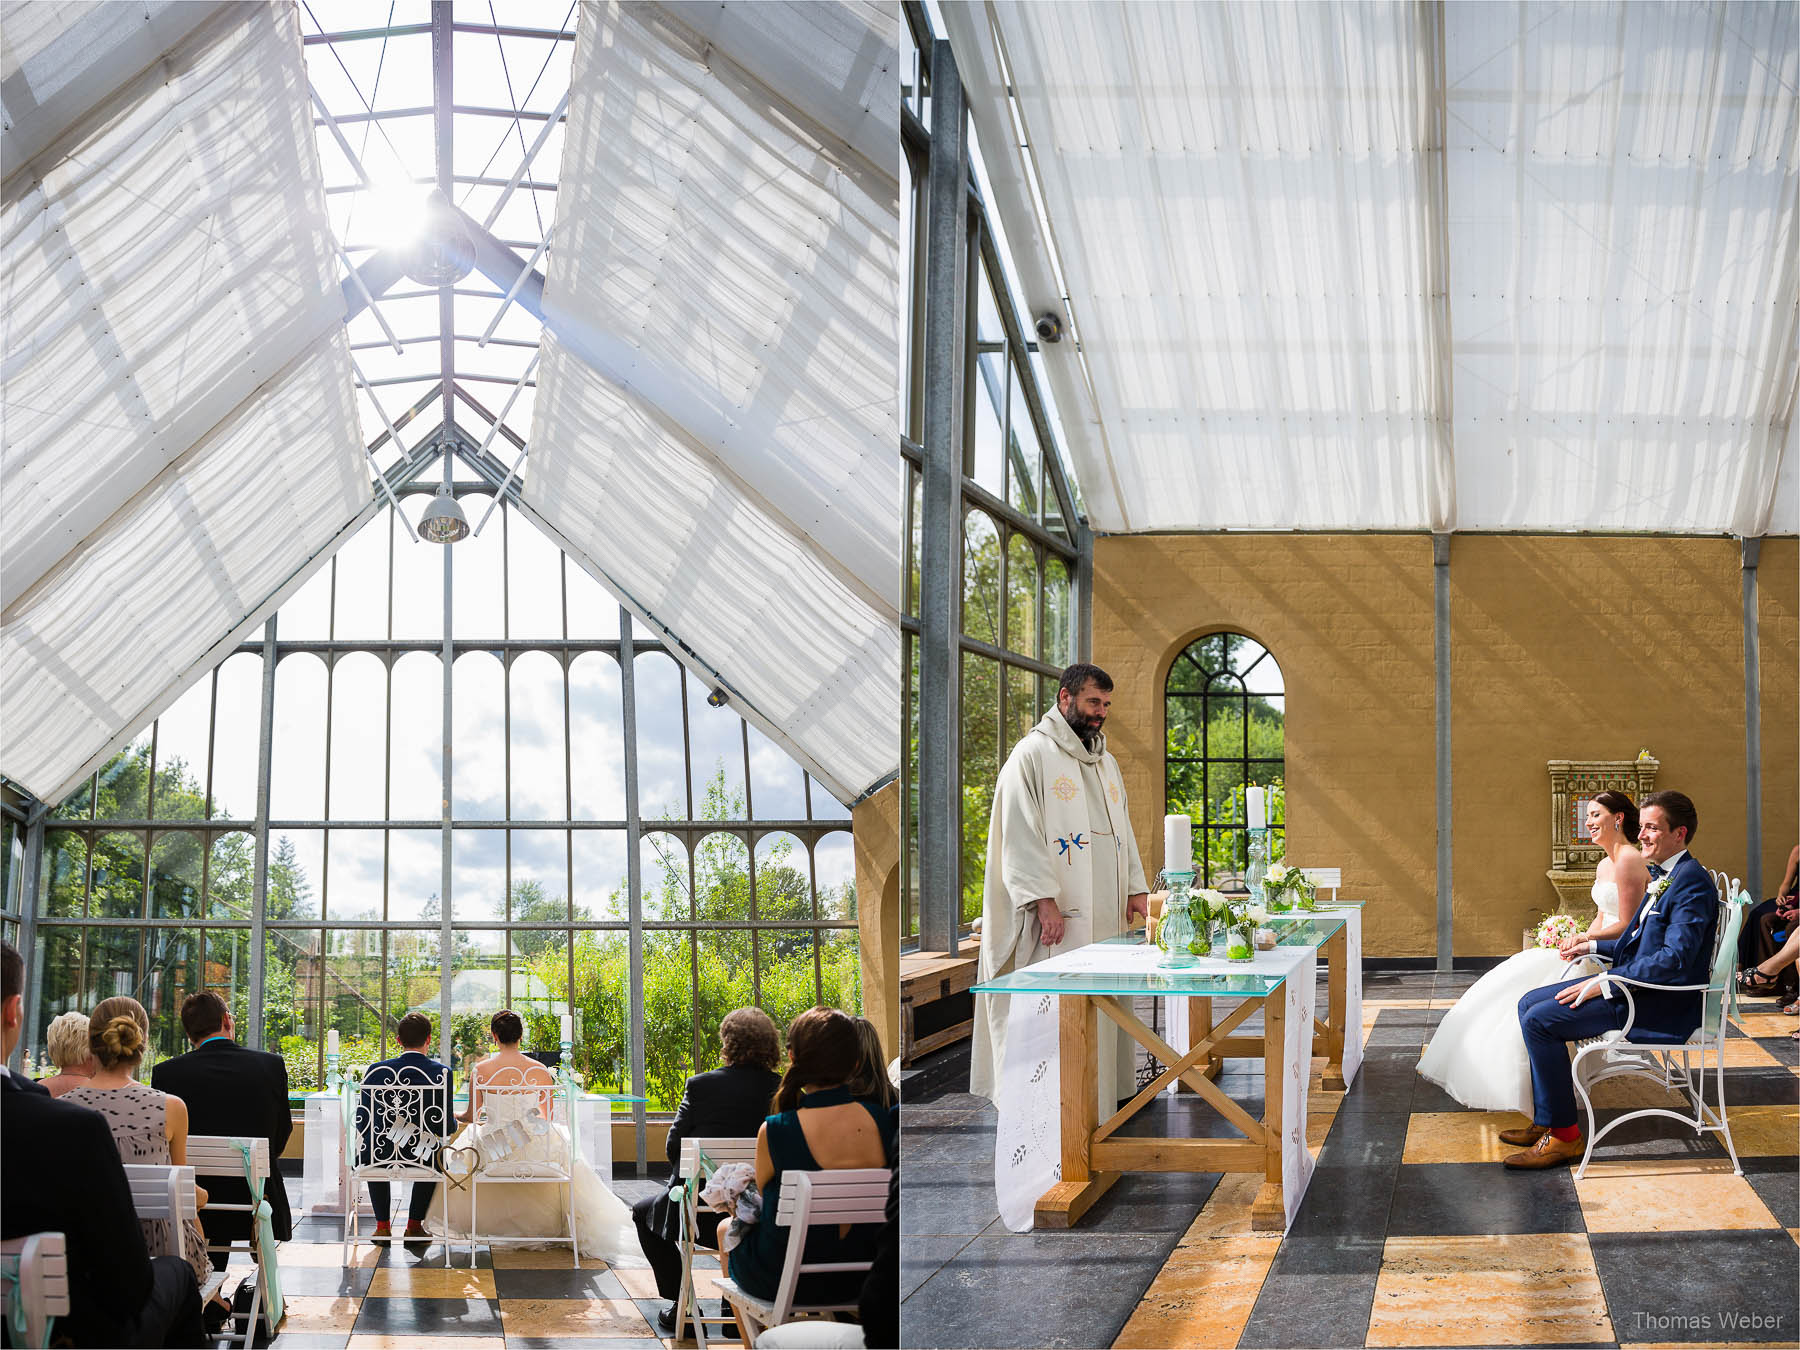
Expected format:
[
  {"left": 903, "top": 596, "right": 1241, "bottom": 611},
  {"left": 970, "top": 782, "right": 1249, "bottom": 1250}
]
[
  {"left": 1742, "top": 536, "right": 1763, "bottom": 901},
  {"left": 248, "top": 617, "right": 279, "bottom": 1048},
  {"left": 1434, "top": 533, "right": 1453, "bottom": 972},
  {"left": 917, "top": 37, "right": 969, "bottom": 956},
  {"left": 620, "top": 609, "right": 648, "bottom": 1172},
  {"left": 15, "top": 808, "right": 45, "bottom": 1067}
]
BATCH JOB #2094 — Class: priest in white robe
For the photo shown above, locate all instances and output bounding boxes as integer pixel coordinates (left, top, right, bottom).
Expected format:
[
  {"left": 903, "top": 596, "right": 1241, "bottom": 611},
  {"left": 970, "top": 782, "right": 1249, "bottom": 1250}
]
[{"left": 970, "top": 663, "right": 1150, "bottom": 1109}]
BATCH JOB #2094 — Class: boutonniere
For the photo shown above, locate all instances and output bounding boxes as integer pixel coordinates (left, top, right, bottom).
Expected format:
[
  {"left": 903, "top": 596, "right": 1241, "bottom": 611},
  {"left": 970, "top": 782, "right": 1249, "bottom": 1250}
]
[{"left": 1646, "top": 874, "right": 1671, "bottom": 899}]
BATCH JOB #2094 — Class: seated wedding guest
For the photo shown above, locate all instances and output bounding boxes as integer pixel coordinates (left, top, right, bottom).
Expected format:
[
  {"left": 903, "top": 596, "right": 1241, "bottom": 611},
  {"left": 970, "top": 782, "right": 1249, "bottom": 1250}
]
[
  {"left": 723, "top": 1007, "right": 897, "bottom": 1307},
  {"left": 151, "top": 993, "right": 293, "bottom": 1267},
  {"left": 1739, "top": 842, "right": 1800, "bottom": 1001},
  {"left": 356, "top": 1012, "right": 451, "bottom": 1241},
  {"left": 0, "top": 943, "right": 204, "bottom": 1348},
  {"left": 39, "top": 1009, "right": 96, "bottom": 1097},
  {"left": 63, "top": 998, "right": 215, "bottom": 1294},
  {"left": 634, "top": 1007, "right": 784, "bottom": 1335},
  {"left": 846, "top": 1016, "right": 897, "bottom": 1113}
]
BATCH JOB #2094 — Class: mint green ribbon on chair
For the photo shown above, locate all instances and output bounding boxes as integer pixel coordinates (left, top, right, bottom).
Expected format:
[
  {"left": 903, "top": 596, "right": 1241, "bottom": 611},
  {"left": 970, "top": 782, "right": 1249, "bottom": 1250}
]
[{"left": 232, "top": 1139, "right": 284, "bottom": 1326}]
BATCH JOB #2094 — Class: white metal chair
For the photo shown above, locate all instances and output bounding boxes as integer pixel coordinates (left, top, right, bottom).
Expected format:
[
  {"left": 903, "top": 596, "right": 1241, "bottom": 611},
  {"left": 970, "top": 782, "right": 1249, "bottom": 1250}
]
[
  {"left": 716, "top": 1168, "right": 890, "bottom": 1346},
  {"left": 1, "top": 1233, "right": 70, "bottom": 1350},
  {"left": 678, "top": 1135, "right": 761, "bottom": 1350},
  {"left": 345, "top": 1077, "right": 456, "bottom": 1268},
  {"left": 1570, "top": 875, "right": 1749, "bottom": 1178},
  {"left": 188, "top": 1135, "right": 278, "bottom": 1346},
  {"left": 1301, "top": 867, "right": 1340, "bottom": 903},
  {"left": 461, "top": 1066, "right": 579, "bottom": 1268},
  {"left": 124, "top": 1163, "right": 230, "bottom": 1306}
]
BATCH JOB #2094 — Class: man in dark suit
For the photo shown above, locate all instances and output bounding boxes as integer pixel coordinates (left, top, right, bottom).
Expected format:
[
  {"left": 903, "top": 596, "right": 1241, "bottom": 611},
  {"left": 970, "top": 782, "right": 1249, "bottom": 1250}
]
[
  {"left": 355, "top": 1012, "right": 452, "bottom": 1239},
  {"left": 1505, "top": 791, "right": 1720, "bottom": 1168},
  {"left": 149, "top": 992, "right": 293, "bottom": 1266},
  {"left": 634, "top": 1007, "right": 784, "bottom": 1333},
  {"left": 1, "top": 941, "right": 203, "bottom": 1348}
]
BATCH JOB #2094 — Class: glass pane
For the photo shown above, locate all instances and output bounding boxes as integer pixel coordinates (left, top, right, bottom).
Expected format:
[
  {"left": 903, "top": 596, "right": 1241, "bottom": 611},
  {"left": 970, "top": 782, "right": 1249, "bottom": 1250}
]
[
  {"left": 510, "top": 830, "right": 568, "bottom": 922},
  {"left": 507, "top": 507, "right": 566, "bottom": 640},
  {"left": 695, "top": 832, "right": 750, "bottom": 921},
  {"left": 205, "top": 832, "right": 255, "bottom": 921},
  {"left": 280, "top": 561, "right": 333, "bottom": 641},
  {"left": 1249, "top": 698, "right": 1285, "bottom": 761},
  {"left": 1007, "top": 362, "right": 1042, "bottom": 519},
  {"left": 270, "top": 655, "right": 328, "bottom": 821},
  {"left": 968, "top": 350, "right": 1005, "bottom": 497},
  {"left": 96, "top": 734, "right": 151, "bottom": 821},
  {"left": 1004, "top": 664, "right": 1039, "bottom": 757},
  {"left": 40, "top": 831, "right": 86, "bottom": 917},
  {"left": 759, "top": 929, "right": 818, "bottom": 1031},
  {"left": 641, "top": 929, "right": 692, "bottom": 1110},
  {"left": 90, "top": 831, "right": 144, "bottom": 918},
  {"left": 268, "top": 928, "right": 322, "bottom": 1090},
  {"left": 686, "top": 680, "right": 746, "bottom": 820},
  {"left": 809, "top": 779, "right": 850, "bottom": 821},
  {"left": 324, "top": 928, "right": 388, "bottom": 1077},
  {"left": 32, "top": 927, "right": 83, "bottom": 1051},
  {"left": 508, "top": 933, "right": 568, "bottom": 1057},
  {"left": 976, "top": 261, "right": 1006, "bottom": 345},
  {"left": 569, "top": 653, "right": 626, "bottom": 820},
  {"left": 509, "top": 652, "right": 568, "bottom": 819},
  {"left": 387, "top": 828, "right": 440, "bottom": 922},
  {"left": 814, "top": 832, "right": 855, "bottom": 921},
  {"left": 449, "top": 929, "right": 509, "bottom": 1057},
  {"left": 962, "top": 510, "right": 1000, "bottom": 644},
  {"left": 642, "top": 833, "right": 690, "bottom": 921},
  {"left": 328, "top": 653, "right": 388, "bottom": 820},
  {"left": 452, "top": 494, "right": 506, "bottom": 637},
  {"left": 747, "top": 723, "right": 806, "bottom": 821},
  {"left": 332, "top": 508, "right": 391, "bottom": 642},
  {"left": 754, "top": 833, "right": 810, "bottom": 923},
  {"left": 906, "top": 467, "right": 921, "bottom": 620},
  {"left": 389, "top": 653, "right": 443, "bottom": 821},
  {"left": 821, "top": 923, "right": 860, "bottom": 1013},
  {"left": 152, "top": 678, "right": 212, "bottom": 821},
  {"left": 390, "top": 505, "right": 445, "bottom": 642},
  {"left": 695, "top": 928, "right": 754, "bottom": 1074},
  {"left": 326, "top": 829, "right": 384, "bottom": 922},
  {"left": 1043, "top": 557, "right": 1072, "bottom": 668},
  {"left": 387, "top": 930, "right": 445, "bottom": 1069},
  {"left": 571, "top": 830, "right": 629, "bottom": 921},
  {"left": 211, "top": 653, "right": 263, "bottom": 820},
  {"left": 449, "top": 829, "right": 504, "bottom": 921},
  {"left": 566, "top": 930, "right": 631, "bottom": 1094},
  {"left": 267, "top": 829, "right": 322, "bottom": 921},
  {"left": 83, "top": 923, "right": 140, "bottom": 1010},
  {"left": 451, "top": 652, "right": 505, "bottom": 819},
  {"left": 1004, "top": 533, "right": 1038, "bottom": 659},
  {"left": 147, "top": 831, "right": 203, "bottom": 919},
  {"left": 52, "top": 776, "right": 93, "bottom": 821},
  {"left": 140, "top": 928, "right": 202, "bottom": 1068},
  {"left": 634, "top": 654, "right": 688, "bottom": 823},
  {"left": 960, "top": 653, "right": 1000, "bottom": 926},
  {"left": 563, "top": 559, "right": 620, "bottom": 640}
]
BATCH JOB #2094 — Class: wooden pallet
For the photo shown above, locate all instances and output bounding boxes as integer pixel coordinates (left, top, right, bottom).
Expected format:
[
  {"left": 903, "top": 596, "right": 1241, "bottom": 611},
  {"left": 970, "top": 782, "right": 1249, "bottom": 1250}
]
[{"left": 900, "top": 950, "right": 979, "bottom": 1064}]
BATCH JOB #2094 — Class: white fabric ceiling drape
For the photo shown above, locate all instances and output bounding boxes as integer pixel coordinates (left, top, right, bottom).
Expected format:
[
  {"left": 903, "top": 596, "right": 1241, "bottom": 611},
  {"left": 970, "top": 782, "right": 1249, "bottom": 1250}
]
[
  {"left": 1, "top": 2, "right": 366, "bottom": 803},
  {"left": 530, "top": 0, "right": 900, "bottom": 804},
  {"left": 949, "top": 0, "right": 1800, "bottom": 536}
]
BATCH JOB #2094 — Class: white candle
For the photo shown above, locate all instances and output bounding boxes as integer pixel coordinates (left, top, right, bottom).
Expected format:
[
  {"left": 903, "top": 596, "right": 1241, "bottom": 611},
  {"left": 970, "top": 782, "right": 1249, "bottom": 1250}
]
[
  {"left": 327, "top": 1029, "right": 339, "bottom": 1057},
  {"left": 1246, "top": 786, "right": 1266, "bottom": 830},
  {"left": 560, "top": 1014, "right": 573, "bottom": 1045},
  {"left": 1163, "top": 814, "right": 1192, "bottom": 873}
]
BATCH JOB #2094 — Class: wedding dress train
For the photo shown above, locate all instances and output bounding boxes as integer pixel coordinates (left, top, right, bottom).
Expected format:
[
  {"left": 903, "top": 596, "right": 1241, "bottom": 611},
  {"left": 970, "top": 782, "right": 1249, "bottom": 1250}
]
[{"left": 1416, "top": 880, "right": 1618, "bottom": 1114}]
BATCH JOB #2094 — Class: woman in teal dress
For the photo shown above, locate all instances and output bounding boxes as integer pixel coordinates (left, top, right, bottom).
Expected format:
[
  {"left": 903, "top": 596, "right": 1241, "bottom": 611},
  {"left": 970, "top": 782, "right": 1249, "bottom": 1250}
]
[{"left": 727, "top": 1007, "right": 897, "bottom": 1305}]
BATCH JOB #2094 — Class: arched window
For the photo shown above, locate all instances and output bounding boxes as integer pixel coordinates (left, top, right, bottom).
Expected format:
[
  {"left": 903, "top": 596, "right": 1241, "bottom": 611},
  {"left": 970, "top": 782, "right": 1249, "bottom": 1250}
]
[{"left": 1165, "top": 633, "right": 1285, "bottom": 890}]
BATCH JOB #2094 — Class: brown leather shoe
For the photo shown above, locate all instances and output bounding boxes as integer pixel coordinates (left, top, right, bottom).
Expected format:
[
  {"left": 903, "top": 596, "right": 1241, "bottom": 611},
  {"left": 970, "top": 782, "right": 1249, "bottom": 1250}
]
[
  {"left": 1503, "top": 1131, "right": 1584, "bottom": 1169},
  {"left": 1497, "top": 1122, "right": 1548, "bottom": 1147}
]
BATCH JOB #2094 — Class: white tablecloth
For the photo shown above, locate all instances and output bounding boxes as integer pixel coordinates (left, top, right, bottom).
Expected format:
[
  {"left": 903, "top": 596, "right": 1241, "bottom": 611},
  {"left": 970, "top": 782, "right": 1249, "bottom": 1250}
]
[{"left": 992, "top": 941, "right": 1318, "bottom": 1231}]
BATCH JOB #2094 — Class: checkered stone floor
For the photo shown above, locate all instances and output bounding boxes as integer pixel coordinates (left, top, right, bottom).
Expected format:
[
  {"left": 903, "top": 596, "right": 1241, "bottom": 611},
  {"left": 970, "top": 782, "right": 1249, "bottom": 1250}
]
[{"left": 900, "top": 971, "right": 1800, "bottom": 1350}]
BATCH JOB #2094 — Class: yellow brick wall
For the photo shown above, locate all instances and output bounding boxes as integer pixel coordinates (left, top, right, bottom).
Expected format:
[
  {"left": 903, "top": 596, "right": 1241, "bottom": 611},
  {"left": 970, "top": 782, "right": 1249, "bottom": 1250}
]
[{"left": 1759, "top": 538, "right": 1798, "bottom": 896}]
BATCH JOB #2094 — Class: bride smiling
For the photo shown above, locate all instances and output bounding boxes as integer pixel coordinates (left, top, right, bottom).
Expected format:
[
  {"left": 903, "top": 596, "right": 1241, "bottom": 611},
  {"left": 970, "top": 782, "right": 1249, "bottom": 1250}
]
[{"left": 1417, "top": 791, "right": 1649, "bottom": 1113}]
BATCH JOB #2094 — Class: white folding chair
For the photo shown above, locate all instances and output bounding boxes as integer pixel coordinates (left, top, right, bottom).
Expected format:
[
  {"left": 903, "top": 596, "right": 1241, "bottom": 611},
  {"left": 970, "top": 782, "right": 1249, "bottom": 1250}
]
[
  {"left": 678, "top": 1135, "right": 760, "bottom": 1349},
  {"left": 1, "top": 1233, "right": 70, "bottom": 1350},
  {"left": 717, "top": 1168, "right": 890, "bottom": 1346},
  {"left": 124, "top": 1163, "right": 229, "bottom": 1306},
  {"left": 464, "top": 1067, "right": 579, "bottom": 1268},
  {"left": 345, "top": 1078, "right": 455, "bottom": 1268},
  {"left": 1571, "top": 877, "right": 1750, "bottom": 1178},
  {"left": 187, "top": 1135, "right": 277, "bottom": 1346}
]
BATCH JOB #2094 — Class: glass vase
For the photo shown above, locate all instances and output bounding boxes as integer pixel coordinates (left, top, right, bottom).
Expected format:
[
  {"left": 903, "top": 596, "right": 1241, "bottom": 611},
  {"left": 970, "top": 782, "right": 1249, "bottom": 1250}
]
[
  {"left": 1225, "top": 923, "right": 1255, "bottom": 962},
  {"left": 1246, "top": 828, "right": 1270, "bottom": 906},
  {"left": 1158, "top": 870, "right": 1198, "bottom": 968}
]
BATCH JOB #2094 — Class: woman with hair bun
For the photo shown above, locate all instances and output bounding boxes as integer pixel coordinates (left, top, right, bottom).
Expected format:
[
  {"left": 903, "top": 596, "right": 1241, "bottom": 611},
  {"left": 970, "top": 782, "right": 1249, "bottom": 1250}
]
[
  {"left": 1417, "top": 790, "right": 1650, "bottom": 1113},
  {"left": 39, "top": 1010, "right": 97, "bottom": 1097},
  {"left": 64, "top": 996, "right": 215, "bottom": 1292}
]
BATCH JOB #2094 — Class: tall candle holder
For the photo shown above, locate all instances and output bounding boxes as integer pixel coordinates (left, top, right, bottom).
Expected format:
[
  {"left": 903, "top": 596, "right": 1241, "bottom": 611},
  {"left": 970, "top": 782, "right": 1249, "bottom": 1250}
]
[
  {"left": 1246, "top": 827, "right": 1271, "bottom": 906},
  {"left": 1157, "top": 869, "right": 1199, "bottom": 968}
]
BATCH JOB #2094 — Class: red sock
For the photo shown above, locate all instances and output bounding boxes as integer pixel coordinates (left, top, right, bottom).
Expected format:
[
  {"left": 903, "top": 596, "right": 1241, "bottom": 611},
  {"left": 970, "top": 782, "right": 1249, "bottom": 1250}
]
[{"left": 1550, "top": 1125, "right": 1581, "bottom": 1142}]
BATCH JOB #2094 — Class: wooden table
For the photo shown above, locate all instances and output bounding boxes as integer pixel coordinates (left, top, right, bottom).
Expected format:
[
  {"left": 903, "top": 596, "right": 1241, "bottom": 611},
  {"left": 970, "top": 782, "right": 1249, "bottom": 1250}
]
[
  {"left": 900, "top": 949, "right": 979, "bottom": 1063},
  {"left": 977, "top": 913, "right": 1357, "bottom": 1233}
]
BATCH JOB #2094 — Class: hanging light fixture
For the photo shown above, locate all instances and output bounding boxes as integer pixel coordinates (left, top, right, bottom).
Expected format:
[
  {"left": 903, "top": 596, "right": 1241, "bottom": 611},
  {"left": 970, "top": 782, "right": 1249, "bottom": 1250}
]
[{"left": 418, "top": 484, "right": 469, "bottom": 543}]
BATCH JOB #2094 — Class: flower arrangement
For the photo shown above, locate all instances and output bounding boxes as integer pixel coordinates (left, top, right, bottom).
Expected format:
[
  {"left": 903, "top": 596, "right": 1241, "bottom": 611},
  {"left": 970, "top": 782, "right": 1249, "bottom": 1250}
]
[
  {"left": 1221, "top": 899, "right": 1268, "bottom": 961},
  {"left": 1262, "top": 863, "right": 1317, "bottom": 912},
  {"left": 1534, "top": 913, "right": 1582, "bottom": 950}
]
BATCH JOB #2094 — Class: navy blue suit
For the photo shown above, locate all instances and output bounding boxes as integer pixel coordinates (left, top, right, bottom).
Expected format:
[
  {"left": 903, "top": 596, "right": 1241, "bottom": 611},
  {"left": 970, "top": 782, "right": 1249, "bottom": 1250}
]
[
  {"left": 356, "top": 1050, "right": 451, "bottom": 1225},
  {"left": 1517, "top": 851, "right": 1718, "bottom": 1128}
]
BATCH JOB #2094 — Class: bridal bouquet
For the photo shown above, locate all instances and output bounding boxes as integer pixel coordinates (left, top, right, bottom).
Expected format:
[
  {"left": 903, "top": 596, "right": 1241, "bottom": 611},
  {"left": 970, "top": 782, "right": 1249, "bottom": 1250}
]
[
  {"left": 1534, "top": 913, "right": 1581, "bottom": 950},
  {"left": 1262, "top": 863, "right": 1317, "bottom": 912}
]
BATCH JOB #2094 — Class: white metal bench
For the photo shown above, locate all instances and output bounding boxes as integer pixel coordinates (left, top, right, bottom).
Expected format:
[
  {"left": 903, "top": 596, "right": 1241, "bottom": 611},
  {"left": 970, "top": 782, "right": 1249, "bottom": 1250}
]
[
  {"left": 1, "top": 1233, "right": 70, "bottom": 1350},
  {"left": 678, "top": 1135, "right": 761, "bottom": 1349},
  {"left": 716, "top": 1168, "right": 890, "bottom": 1346},
  {"left": 187, "top": 1135, "right": 279, "bottom": 1346},
  {"left": 123, "top": 1163, "right": 229, "bottom": 1307}
]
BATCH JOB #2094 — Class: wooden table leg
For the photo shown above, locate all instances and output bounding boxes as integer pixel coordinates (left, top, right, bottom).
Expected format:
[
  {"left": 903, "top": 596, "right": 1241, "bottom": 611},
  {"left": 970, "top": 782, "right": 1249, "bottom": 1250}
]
[
  {"left": 1251, "top": 987, "right": 1287, "bottom": 1232},
  {"left": 1322, "top": 926, "right": 1348, "bottom": 1091},
  {"left": 1035, "top": 994, "right": 1117, "bottom": 1228},
  {"left": 1180, "top": 995, "right": 1222, "bottom": 1090}
]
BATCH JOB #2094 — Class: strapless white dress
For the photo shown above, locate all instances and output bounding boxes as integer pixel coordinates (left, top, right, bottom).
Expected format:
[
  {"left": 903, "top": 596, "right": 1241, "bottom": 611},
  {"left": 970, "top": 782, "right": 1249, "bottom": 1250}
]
[{"left": 1416, "top": 880, "right": 1617, "bottom": 1113}]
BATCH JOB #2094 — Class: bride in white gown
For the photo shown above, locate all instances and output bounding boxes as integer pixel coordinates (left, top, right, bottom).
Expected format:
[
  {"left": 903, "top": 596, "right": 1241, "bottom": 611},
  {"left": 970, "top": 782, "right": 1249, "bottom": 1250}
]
[
  {"left": 425, "top": 1012, "right": 636, "bottom": 1262},
  {"left": 1417, "top": 791, "right": 1650, "bottom": 1113}
]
